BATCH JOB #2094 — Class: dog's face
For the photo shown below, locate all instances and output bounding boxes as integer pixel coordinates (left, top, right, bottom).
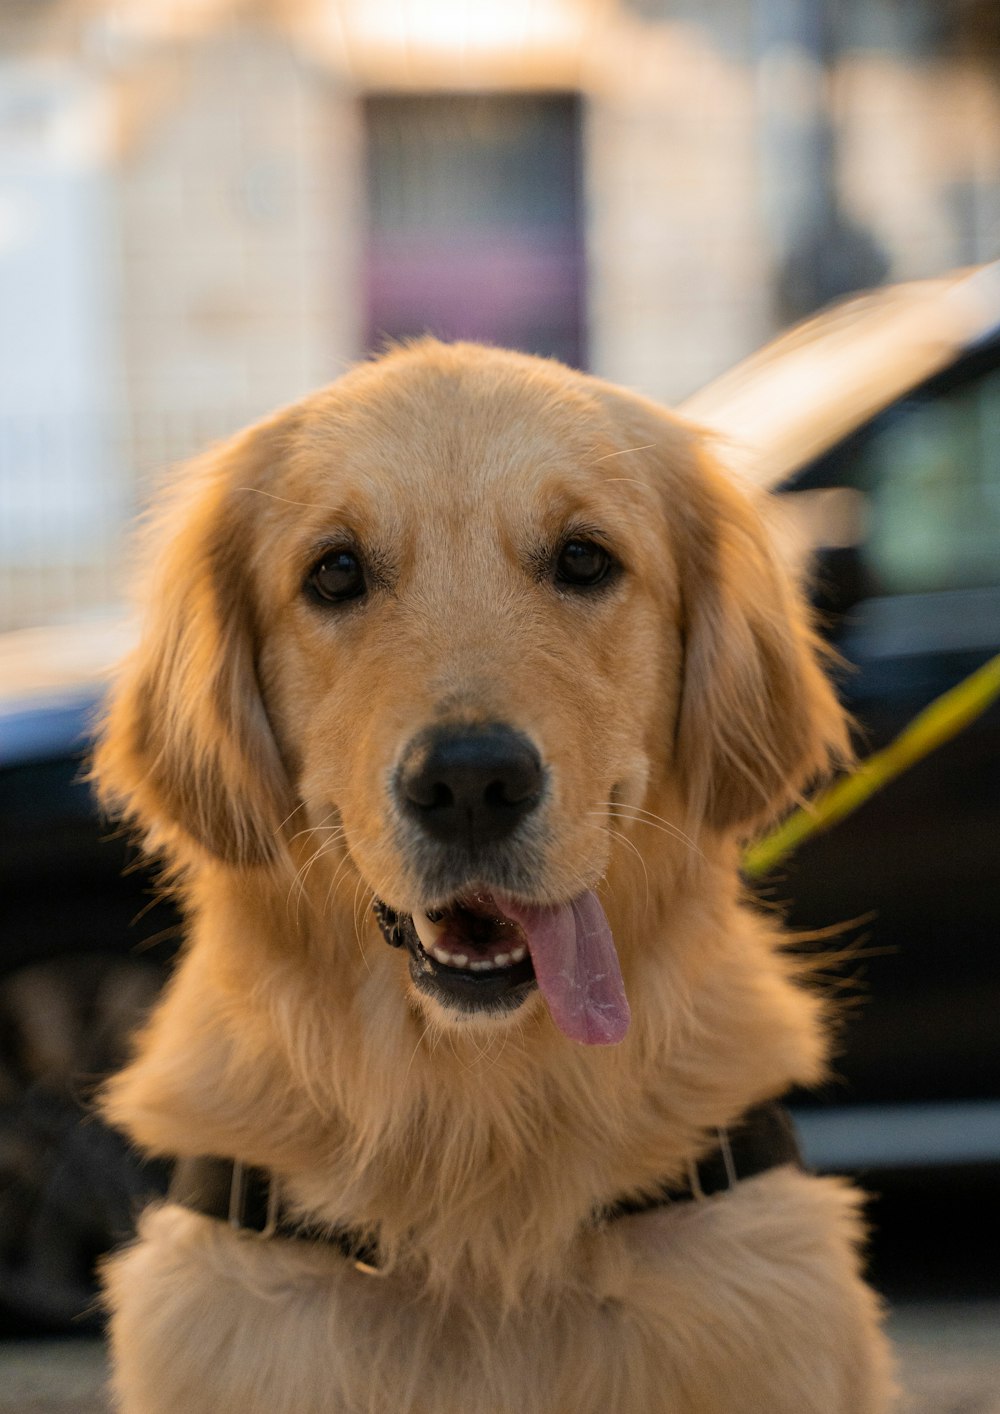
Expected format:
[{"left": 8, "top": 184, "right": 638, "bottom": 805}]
[{"left": 96, "top": 343, "right": 845, "bottom": 1045}]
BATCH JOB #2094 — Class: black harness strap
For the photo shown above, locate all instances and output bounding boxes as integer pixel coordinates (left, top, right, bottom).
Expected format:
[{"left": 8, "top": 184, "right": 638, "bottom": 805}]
[
  {"left": 599, "top": 1100, "right": 803, "bottom": 1220},
  {"left": 168, "top": 1101, "right": 802, "bottom": 1274},
  {"left": 168, "top": 1157, "right": 382, "bottom": 1271}
]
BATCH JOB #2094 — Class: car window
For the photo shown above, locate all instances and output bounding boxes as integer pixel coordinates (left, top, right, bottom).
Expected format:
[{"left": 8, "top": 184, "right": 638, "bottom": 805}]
[{"left": 855, "top": 369, "right": 1000, "bottom": 595}]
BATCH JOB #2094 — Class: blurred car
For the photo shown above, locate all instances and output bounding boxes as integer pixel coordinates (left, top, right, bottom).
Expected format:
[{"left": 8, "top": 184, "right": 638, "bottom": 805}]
[
  {"left": 0, "top": 624, "right": 175, "bottom": 1331},
  {"left": 2, "top": 266, "right": 1000, "bottom": 1325},
  {"left": 682, "top": 267, "right": 1000, "bottom": 1297}
]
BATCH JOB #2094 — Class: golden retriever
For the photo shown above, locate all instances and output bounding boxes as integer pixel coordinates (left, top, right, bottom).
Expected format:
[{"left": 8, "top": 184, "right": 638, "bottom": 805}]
[{"left": 94, "top": 340, "right": 895, "bottom": 1413}]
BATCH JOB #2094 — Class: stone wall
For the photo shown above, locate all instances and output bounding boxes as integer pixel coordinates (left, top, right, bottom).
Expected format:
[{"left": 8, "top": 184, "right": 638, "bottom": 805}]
[{"left": 114, "top": 27, "right": 360, "bottom": 487}]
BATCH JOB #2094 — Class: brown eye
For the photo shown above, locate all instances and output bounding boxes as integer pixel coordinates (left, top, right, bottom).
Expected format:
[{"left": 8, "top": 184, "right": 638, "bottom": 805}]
[
  {"left": 305, "top": 549, "right": 366, "bottom": 605},
  {"left": 554, "top": 538, "right": 614, "bottom": 589}
]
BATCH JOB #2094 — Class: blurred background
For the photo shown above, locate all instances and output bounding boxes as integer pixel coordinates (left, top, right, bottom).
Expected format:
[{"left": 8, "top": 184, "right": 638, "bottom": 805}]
[
  {"left": 1, "top": 2, "right": 999, "bottom": 1409},
  {"left": 2, "top": 0, "right": 1000, "bottom": 631}
]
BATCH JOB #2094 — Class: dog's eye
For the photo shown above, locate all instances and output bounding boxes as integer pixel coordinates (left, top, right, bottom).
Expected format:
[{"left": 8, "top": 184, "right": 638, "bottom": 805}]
[
  {"left": 305, "top": 550, "right": 366, "bottom": 605},
  {"left": 554, "top": 538, "right": 614, "bottom": 590}
]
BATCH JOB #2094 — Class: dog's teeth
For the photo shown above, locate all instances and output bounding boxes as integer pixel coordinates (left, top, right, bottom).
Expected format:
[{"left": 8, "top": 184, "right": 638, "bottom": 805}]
[
  {"left": 429, "top": 945, "right": 474, "bottom": 969},
  {"left": 415, "top": 912, "right": 527, "bottom": 973},
  {"left": 413, "top": 911, "right": 446, "bottom": 953}
]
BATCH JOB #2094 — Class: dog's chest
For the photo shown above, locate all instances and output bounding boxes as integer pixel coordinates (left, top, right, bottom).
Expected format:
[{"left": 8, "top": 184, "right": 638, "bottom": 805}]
[{"left": 107, "top": 1170, "right": 891, "bottom": 1414}]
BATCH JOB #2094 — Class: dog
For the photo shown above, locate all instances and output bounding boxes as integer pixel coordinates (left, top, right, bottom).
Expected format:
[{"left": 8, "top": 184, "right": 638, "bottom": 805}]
[{"left": 94, "top": 340, "right": 896, "bottom": 1413}]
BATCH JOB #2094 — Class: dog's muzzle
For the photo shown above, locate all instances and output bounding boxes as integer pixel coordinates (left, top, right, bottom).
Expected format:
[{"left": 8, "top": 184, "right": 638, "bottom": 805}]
[
  {"left": 379, "top": 722, "right": 548, "bottom": 1020},
  {"left": 379, "top": 723, "right": 630, "bottom": 1044}
]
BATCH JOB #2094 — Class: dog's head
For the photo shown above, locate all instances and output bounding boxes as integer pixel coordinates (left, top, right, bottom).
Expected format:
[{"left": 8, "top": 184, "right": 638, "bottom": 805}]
[{"left": 95, "top": 342, "right": 846, "bottom": 1045}]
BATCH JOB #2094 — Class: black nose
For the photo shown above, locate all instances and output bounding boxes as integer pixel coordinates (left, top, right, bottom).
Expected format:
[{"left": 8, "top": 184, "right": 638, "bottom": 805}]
[{"left": 398, "top": 724, "right": 544, "bottom": 847}]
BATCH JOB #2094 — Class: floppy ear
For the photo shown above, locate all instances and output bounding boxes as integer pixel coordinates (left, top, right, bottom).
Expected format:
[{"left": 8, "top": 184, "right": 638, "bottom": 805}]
[
  {"left": 93, "top": 413, "right": 296, "bottom": 867},
  {"left": 674, "top": 447, "right": 850, "bottom": 835}
]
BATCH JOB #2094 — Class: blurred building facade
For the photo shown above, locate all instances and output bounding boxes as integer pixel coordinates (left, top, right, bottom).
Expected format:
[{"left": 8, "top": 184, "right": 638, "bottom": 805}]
[{"left": 1, "top": 0, "right": 999, "bottom": 629}]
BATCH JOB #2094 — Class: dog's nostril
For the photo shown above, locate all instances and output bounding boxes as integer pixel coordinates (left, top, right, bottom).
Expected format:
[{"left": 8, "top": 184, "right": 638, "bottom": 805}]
[
  {"left": 399, "top": 724, "right": 544, "bottom": 847},
  {"left": 404, "top": 778, "right": 455, "bottom": 811},
  {"left": 484, "top": 775, "right": 533, "bottom": 809},
  {"left": 431, "top": 782, "right": 454, "bottom": 810}
]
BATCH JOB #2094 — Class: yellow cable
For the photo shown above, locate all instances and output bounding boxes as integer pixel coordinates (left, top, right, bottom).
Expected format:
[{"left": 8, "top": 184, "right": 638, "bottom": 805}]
[{"left": 743, "top": 652, "right": 1000, "bottom": 878}]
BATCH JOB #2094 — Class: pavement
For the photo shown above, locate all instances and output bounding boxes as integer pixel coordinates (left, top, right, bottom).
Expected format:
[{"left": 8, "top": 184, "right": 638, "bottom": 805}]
[
  {"left": 1, "top": 1302, "right": 997, "bottom": 1413},
  {"left": 890, "top": 1302, "right": 1000, "bottom": 1413}
]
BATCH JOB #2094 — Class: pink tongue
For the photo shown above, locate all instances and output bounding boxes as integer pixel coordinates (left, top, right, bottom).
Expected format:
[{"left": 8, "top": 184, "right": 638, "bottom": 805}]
[{"left": 498, "top": 891, "right": 629, "bottom": 1045}]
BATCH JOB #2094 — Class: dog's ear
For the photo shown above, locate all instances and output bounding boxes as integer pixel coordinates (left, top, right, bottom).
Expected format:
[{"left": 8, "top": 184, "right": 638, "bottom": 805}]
[
  {"left": 93, "top": 413, "right": 296, "bottom": 867},
  {"left": 673, "top": 446, "right": 850, "bottom": 835}
]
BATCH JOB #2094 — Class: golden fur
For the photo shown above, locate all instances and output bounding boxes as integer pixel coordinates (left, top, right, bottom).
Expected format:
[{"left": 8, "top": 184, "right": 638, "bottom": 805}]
[{"left": 95, "top": 341, "right": 895, "bottom": 1412}]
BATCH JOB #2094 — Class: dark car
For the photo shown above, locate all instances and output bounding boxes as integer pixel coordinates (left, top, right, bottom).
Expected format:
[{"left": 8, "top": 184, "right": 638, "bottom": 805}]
[{"left": 3, "top": 266, "right": 999, "bottom": 1325}]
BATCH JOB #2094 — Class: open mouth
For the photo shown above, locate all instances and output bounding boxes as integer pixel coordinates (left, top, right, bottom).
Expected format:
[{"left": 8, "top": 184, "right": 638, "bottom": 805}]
[
  {"left": 373, "top": 889, "right": 631, "bottom": 1045},
  {"left": 374, "top": 893, "right": 538, "bottom": 1015}
]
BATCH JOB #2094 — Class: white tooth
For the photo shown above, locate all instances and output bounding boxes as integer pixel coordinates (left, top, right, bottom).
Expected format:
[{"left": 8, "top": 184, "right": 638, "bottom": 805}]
[
  {"left": 451, "top": 954, "right": 469, "bottom": 968},
  {"left": 510, "top": 945, "right": 526, "bottom": 963},
  {"left": 470, "top": 960, "right": 492, "bottom": 972},
  {"left": 413, "top": 911, "right": 446, "bottom": 953},
  {"left": 432, "top": 947, "right": 452, "bottom": 965},
  {"left": 493, "top": 952, "right": 510, "bottom": 967}
]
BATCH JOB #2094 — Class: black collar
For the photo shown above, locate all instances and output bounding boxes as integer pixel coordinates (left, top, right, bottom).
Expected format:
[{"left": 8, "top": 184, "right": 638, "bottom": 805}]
[{"left": 168, "top": 1101, "right": 802, "bottom": 1276}]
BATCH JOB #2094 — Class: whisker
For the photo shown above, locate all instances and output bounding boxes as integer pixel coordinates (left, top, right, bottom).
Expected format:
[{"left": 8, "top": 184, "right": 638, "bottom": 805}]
[
  {"left": 607, "top": 812, "right": 705, "bottom": 862},
  {"left": 590, "top": 444, "right": 655, "bottom": 464},
  {"left": 274, "top": 799, "right": 310, "bottom": 835},
  {"left": 603, "top": 824, "right": 651, "bottom": 916},
  {"left": 350, "top": 875, "right": 376, "bottom": 975},
  {"left": 285, "top": 816, "right": 377, "bottom": 929},
  {"left": 483, "top": 1027, "right": 511, "bottom": 1070},
  {"left": 287, "top": 837, "right": 340, "bottom": 920},
  {"left": 404, "top": 1017, "right": 436, "bottom": 1082},
  {"left": 446, "top": 1031, "right": 486, "bottom": 1077},
  {"left": 466, "top": 1033, "right": 494, "bottom": 1069},
  {"left": 286, "top": 819, "right": 352, "bottom": 924},
  {"left": 601, "top": 476, "right": 659, "bottom": 493},
  {"left": 324, "top": 847, "right": 358, "bottom": 911},
  {"left": 238, "top": 486, "right": 344, "bottom": 514},
  {"left": 288, "top": 819, "right": 344, "bottom": 844},
  {"left": 594, "top": 800, "right": 693, "bottom": 832},
  {"left": 590, "top": 802, "right": 704, "bottom": 858}
]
